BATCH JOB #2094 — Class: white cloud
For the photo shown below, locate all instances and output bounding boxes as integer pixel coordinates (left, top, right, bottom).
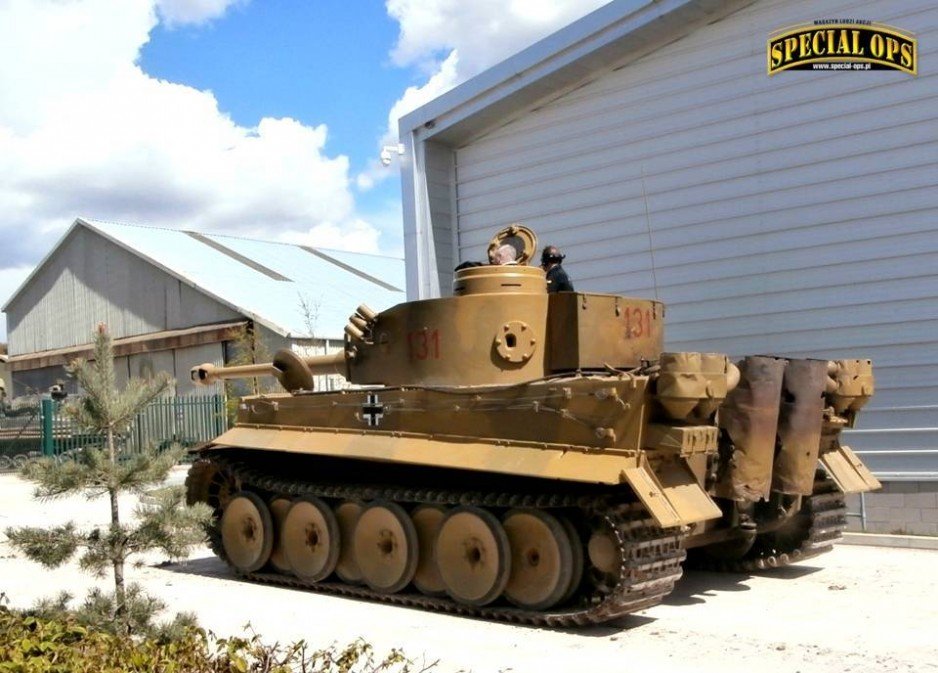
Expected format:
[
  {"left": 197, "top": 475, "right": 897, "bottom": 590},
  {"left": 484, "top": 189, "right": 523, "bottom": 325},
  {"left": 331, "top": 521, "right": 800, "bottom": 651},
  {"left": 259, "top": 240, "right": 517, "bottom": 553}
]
[
  {"left": 0, "top": 0, "right": 380, "bottom": 285},
  {"left": 356, "top": 171, "right": 377, "bottom": 192},
  {"left": 384, "top": 0, "right": 609, "bottom": 139},
  {"left": 355, "top": 51, "right": 459, "bottom": 192},
  {"left": 386, "top": 50, "right": 459, "bottom": 139},
  {"left": 155, "top": 0, "right": 245, "bottom": 27},
  {"left": 277, "top": 220, "right": 382, "bottom": 254},
  {"left": 0, "top": 0, "right": 155, "bottom": 132}
]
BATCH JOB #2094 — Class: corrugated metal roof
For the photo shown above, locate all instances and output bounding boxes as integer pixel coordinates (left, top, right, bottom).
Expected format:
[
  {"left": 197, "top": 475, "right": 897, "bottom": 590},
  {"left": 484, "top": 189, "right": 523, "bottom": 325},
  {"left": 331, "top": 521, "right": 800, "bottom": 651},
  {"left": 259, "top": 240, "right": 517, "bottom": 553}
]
[{"left": 4, "top": 218, "right": 405, "bottom": 340}]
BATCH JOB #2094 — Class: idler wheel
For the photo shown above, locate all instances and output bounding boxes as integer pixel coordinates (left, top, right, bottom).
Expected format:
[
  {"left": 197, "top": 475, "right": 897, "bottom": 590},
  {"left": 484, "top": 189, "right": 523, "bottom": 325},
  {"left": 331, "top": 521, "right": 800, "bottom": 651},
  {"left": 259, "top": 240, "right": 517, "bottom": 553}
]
[
  {"left": 502, "top": 509, "right": 575, "bottom": 610},
  {"left": 436, "top": 506, "right": 511, "bottom": 607},
  {"left": 410, "top": 504, "right": 447, "bottom": 596},
  {"left": 334, "top": 501, "right": 364, "bottom": 583},
  {"left": 283, "top": 496, "right": 340, "bottom": 582},
  {"left": 353, "top": 501, "right": 419, "bottom": 594},
  {"left": 267, "top": 497, "right": 293, "bottom": 573},
  {"left": 221, "top": 492, "right": 274, "bottom": 573}
]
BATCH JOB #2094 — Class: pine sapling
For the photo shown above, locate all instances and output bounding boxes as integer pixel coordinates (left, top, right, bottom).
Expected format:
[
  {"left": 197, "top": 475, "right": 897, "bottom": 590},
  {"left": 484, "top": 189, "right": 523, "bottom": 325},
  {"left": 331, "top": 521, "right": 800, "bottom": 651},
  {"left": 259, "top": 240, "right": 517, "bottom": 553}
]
[{"left": 5, "top": 323, "right": 212, "bottom": 635}]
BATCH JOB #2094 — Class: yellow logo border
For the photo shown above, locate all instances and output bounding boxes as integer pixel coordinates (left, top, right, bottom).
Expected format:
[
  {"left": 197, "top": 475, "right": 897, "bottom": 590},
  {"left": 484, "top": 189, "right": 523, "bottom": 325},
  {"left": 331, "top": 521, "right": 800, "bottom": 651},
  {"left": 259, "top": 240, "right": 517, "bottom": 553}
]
[{"left": 767, "top": 22, "right": 917, "bottom": 76}]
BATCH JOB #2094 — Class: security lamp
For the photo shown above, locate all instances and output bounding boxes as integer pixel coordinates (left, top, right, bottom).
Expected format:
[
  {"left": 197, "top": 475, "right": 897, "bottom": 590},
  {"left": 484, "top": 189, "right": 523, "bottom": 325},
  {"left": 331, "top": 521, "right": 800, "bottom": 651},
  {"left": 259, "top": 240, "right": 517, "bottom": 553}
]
[{"left": 380, "top": 143, "right": 404, "bottom": 167}]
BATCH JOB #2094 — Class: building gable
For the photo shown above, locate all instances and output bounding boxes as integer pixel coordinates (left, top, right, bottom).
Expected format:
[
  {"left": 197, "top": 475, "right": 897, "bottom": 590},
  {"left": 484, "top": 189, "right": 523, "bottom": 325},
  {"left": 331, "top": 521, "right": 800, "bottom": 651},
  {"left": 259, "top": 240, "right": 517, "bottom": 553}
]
[{"left": 5, "top": 225, "right": 240, "bottom": 355}]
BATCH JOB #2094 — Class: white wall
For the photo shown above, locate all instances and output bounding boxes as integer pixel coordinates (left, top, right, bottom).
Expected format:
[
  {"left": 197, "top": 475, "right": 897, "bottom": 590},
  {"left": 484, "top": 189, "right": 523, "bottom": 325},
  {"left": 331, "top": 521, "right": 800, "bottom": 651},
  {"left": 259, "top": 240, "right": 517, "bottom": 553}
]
[{"left": 414, "top": 0, "right": 938, "bottom": 478}]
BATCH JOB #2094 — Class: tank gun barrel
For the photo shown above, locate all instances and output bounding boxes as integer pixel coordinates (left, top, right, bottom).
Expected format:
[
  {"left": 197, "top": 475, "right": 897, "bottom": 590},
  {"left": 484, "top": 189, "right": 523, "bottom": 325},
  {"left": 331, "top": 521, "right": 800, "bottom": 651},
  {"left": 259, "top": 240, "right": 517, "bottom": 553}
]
[
  {"left": 191, "top": 351, "right": 347, "bottom": 388},
  {"left": 191, "top": 362, "right": 275, "bottom": 384},
  {"left": 193, "top": 303, "right": 377, "bottom": 392}
]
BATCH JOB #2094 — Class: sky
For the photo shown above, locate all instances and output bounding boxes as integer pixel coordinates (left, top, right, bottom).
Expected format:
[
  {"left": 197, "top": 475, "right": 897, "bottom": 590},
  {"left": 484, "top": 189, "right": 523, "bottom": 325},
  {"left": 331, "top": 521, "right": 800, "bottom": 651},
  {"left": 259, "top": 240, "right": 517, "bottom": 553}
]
[{"left": 0, "top": 0, "right": 612, "bottom": 340}]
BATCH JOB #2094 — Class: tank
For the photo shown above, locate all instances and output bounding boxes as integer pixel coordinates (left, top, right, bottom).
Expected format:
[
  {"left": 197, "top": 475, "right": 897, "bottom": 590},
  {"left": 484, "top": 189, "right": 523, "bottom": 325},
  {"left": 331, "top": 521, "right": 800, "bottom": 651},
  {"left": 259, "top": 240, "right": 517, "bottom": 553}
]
[{"left": 185, "top": 225, "right": 881, "bottom": 626}]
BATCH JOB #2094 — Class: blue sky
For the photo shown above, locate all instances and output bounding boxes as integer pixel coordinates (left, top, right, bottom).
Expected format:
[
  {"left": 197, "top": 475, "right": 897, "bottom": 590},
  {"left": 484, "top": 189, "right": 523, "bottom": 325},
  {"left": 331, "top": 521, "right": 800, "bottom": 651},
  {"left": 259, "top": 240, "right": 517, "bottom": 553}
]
[
  {"left": 140, "top": 0, "right": 411, "bottom": 216},
  {"left": 0, "top": 0, "right": 611, "bottom": 341}
]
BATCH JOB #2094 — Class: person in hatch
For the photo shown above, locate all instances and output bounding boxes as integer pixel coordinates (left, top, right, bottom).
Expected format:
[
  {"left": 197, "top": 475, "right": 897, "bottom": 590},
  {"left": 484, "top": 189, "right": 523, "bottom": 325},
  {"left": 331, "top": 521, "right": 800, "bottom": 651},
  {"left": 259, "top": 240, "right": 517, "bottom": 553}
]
[{"left": 540, "top": 245, "right": 574, "bottom": 293}]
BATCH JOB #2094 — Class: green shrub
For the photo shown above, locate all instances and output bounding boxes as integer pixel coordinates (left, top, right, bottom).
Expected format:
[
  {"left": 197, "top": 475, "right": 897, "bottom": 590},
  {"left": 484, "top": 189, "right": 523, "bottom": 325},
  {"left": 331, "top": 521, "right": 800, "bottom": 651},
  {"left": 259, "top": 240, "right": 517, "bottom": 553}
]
[{"left": 0, "top": 601, "right": 434, "bottom": 673}]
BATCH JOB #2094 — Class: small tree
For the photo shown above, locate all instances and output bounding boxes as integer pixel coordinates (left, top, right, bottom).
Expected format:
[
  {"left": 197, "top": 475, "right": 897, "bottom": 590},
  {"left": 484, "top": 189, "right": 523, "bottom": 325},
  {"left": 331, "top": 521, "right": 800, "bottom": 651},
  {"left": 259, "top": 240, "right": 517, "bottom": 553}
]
[
  {"left": 5, "top": 324, "right": 211, "bottom": 636},
  {"left": 297, "top": 291, "right": 321, "bottom": 339},
  {"left": 222, "top": 322, "right": 279, "bottom": 425}
]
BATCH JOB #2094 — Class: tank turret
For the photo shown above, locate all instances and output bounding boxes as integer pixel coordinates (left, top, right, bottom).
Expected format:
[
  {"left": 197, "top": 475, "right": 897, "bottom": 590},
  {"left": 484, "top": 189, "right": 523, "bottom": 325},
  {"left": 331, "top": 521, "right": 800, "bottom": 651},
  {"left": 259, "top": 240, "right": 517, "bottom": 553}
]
[
  {"left": 193, "top": 226, "right": 669, "bottom": 389},
  {"left": 185, "top": 224, "right": 881, "bottom": 626}
]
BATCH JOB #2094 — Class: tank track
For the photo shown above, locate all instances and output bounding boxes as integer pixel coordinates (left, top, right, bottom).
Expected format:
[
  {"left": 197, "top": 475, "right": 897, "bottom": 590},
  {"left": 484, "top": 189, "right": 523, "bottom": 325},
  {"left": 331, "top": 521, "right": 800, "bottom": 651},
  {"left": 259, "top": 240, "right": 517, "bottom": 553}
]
[
  {"left": 690, "top": 473, "right": 847, "bottom": 573},
  {"left": 193, "top": 454, "right": 687, "bottom": 627}
]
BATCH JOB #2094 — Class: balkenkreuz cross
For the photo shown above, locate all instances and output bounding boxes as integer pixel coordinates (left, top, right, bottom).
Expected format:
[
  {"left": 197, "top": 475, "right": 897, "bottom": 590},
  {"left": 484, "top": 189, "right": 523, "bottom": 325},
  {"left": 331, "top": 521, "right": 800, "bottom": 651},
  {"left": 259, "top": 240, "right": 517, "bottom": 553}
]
[{"left": 362, "top": 393, "right": 384, "bottom": 426}]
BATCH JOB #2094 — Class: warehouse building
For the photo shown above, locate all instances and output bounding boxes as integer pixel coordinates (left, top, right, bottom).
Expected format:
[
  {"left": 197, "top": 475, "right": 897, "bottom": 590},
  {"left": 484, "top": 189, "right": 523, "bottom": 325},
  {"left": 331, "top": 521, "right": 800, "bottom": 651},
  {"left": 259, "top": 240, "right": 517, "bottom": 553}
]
[
  {"left": 3, "top": 218, "right": 405, "bottom": 398},
  {"left": 398, "top": 0, "right": 938, "bottom": 533}
]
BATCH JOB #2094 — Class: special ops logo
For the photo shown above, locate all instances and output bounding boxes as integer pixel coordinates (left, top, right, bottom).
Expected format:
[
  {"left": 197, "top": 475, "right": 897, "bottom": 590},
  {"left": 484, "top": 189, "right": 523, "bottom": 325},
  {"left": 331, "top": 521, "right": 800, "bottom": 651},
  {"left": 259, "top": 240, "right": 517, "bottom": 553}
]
[{"left": 768, "top": 20, "right": 917, "bottom": 75}]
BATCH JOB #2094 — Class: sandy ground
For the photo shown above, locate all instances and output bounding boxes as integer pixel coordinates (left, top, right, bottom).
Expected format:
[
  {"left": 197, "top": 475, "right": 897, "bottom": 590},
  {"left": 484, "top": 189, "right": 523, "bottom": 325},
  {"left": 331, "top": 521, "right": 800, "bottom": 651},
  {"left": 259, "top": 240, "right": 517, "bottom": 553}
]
[{"left": 1, "top": 469, "right": 936, "bottom": 673}]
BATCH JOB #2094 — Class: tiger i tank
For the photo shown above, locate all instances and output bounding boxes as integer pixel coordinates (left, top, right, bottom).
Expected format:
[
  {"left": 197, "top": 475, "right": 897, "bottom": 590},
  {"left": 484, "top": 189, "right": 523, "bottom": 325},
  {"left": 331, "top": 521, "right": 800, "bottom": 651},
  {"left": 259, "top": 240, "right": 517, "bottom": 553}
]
[{"left": 186, "top": 225, "right": 881, "bottom": 626}]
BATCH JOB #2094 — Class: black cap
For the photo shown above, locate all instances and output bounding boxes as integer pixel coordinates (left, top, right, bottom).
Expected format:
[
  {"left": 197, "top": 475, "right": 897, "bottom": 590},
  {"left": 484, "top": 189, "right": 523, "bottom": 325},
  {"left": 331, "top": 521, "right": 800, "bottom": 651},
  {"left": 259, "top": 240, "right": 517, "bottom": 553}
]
[{"left": 541, "top": 246, "right": 565, "bottom": 264}]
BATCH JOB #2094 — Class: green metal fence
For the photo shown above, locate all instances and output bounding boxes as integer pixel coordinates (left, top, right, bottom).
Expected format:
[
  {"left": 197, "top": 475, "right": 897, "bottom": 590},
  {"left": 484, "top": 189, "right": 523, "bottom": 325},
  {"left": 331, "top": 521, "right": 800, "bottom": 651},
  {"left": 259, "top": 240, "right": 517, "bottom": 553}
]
[
  {"left": 0, "top": 404, "right": 43, "bottom": 463},
  {"left": 0, "top": 395, "right": 227, "bottom": 466}
]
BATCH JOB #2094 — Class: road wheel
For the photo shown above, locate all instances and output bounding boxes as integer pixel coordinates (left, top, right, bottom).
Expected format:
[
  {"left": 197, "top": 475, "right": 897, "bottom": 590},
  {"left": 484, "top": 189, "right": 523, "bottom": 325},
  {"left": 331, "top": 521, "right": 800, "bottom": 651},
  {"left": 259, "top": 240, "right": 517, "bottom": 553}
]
[
  {"left": 436, "top": 506, "right": 511, "bottom": 607},
  {"left": 221, "top": 492, "right": 274, "bottom": 573},
  {"left": 410, "top": 504, "right": 447, "bottom": 596},
  {"left": 557, "top": 515, "right": 585, "bottom": 604},
  {"left": 334, "top": 501, "right": 364, "bottom": 583},
  {"left": 354, "top": 501, "right": 419, "bottom": 594},
  {"left": 283, "top": 496, "right": 340, "bottom": 582},
  {"left": 503, "top": 509, "right": 574, "bottom": 610},
  {"left": 267, "top": 497, "right": 293, "bottom": 573}
]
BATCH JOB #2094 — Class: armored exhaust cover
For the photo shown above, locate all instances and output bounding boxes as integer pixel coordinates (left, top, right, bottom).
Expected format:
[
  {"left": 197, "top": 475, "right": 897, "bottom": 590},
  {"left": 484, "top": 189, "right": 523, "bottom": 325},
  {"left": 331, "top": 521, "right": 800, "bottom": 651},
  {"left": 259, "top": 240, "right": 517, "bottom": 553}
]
[
  {"left": 772, "top": 359, "right": 828, "bottom": 495},
  {"left": 713, "top": 356, "right": 786, "bottom": 502}
]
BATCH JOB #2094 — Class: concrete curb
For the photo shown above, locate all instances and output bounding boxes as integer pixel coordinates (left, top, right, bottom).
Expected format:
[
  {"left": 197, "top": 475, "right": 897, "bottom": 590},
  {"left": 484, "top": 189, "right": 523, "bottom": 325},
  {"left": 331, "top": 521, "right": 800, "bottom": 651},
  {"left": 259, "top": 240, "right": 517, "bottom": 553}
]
[{"left": 841, "top": 532, "right": 938, "bottom": 550}]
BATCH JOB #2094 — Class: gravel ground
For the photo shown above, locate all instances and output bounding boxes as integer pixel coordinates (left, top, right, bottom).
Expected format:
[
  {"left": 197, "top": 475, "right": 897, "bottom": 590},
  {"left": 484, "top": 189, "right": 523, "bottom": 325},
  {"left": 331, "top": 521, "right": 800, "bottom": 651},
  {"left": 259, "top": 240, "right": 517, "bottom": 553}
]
[{"left": 1, "top": 470, "right": 935, "bottom": 673}]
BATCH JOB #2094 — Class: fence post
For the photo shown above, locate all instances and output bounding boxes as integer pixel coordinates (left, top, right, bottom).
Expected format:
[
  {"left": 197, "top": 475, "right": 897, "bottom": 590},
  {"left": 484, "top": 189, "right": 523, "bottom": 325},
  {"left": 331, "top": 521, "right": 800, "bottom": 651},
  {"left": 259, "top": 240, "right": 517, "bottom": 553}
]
[
  {"left": 41, "top": 398, "right": 54, "bottom": 457},
  {"left": 215, "top": 394, "right": 226, "bottom": 434}
]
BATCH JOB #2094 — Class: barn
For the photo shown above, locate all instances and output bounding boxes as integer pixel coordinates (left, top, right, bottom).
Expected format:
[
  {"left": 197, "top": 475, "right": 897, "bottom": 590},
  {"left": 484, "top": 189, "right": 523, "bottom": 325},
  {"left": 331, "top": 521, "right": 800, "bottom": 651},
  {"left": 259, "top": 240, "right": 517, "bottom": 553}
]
[
  {"left": 398, "top": 0, "right": 938, "bottom": 533},
  {"left": 2, "top": 218, "right": 405, "bottom": 398}
]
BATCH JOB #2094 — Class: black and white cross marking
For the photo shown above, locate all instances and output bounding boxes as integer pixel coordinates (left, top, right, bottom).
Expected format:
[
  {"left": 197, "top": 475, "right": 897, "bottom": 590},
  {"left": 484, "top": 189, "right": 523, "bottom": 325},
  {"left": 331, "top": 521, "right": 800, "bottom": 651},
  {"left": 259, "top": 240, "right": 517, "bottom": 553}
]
[{"left": 361, "top": 393, "right": 385, "bottom": 427}]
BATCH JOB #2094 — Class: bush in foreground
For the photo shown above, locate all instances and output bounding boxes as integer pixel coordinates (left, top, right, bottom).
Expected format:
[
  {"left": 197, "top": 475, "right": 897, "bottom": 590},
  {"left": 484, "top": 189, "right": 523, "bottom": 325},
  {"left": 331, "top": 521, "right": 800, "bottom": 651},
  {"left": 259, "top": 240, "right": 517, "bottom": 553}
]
[{"left": 0, "top": 601, "right": 434, "bottom": 673}]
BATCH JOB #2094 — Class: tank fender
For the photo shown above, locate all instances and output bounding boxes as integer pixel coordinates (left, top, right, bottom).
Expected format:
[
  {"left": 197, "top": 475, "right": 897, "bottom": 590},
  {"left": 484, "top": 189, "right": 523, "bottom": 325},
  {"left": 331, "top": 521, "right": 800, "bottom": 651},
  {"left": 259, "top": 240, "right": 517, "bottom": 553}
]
[
  {"left": 622, "top": 455, "right": 722, "bottom": 528},
  {"left": 820, "top": 444, "right": 881, "bottom": 493}
]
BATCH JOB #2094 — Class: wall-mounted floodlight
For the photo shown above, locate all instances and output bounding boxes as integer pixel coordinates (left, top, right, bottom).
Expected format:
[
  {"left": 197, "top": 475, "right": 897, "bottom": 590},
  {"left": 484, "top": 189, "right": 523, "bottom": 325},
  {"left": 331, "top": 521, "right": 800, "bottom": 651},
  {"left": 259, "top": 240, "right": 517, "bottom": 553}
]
[{"left": 380, "top": 143, "right": 405, "bottom": 167}]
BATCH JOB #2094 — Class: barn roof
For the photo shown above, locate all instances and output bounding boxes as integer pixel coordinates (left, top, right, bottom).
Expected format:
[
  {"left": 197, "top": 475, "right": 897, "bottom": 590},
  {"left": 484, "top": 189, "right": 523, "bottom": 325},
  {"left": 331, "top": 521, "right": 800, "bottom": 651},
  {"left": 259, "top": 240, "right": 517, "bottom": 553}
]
[{"left": 3, "top": 218, "right": 405, "bottom": 340}]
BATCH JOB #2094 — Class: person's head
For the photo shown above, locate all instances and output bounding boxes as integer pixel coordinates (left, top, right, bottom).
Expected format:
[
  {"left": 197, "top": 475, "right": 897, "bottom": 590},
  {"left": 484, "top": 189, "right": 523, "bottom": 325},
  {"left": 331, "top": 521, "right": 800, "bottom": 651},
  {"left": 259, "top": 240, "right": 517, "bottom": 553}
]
[
  {"left": 489, "top": 243, "right": 519, "bottom": 265},
  {"left": 541, "top": 245, "right": 565, "bottom": 269}
]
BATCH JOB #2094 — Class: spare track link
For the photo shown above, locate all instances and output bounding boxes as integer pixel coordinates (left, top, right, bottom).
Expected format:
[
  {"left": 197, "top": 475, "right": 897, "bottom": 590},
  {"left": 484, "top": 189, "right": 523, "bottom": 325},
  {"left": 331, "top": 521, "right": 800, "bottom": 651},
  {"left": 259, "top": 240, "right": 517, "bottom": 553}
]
[
  {"left": 197, "top": 455, "right": 687, "bottom": 627},
  {"left": 696, "top": 474, "right": 847, "bottom": 573}
]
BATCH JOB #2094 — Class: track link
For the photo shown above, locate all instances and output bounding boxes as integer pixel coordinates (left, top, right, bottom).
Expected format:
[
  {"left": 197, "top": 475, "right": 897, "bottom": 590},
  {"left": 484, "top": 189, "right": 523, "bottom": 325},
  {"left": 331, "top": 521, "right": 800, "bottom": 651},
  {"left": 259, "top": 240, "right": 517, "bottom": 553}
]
[
  {"left": 193, "top": 454, "right": 687, "bottom": 627},
  {"left": 692, "top": 473, "right": 847, "bottom": 573}
]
